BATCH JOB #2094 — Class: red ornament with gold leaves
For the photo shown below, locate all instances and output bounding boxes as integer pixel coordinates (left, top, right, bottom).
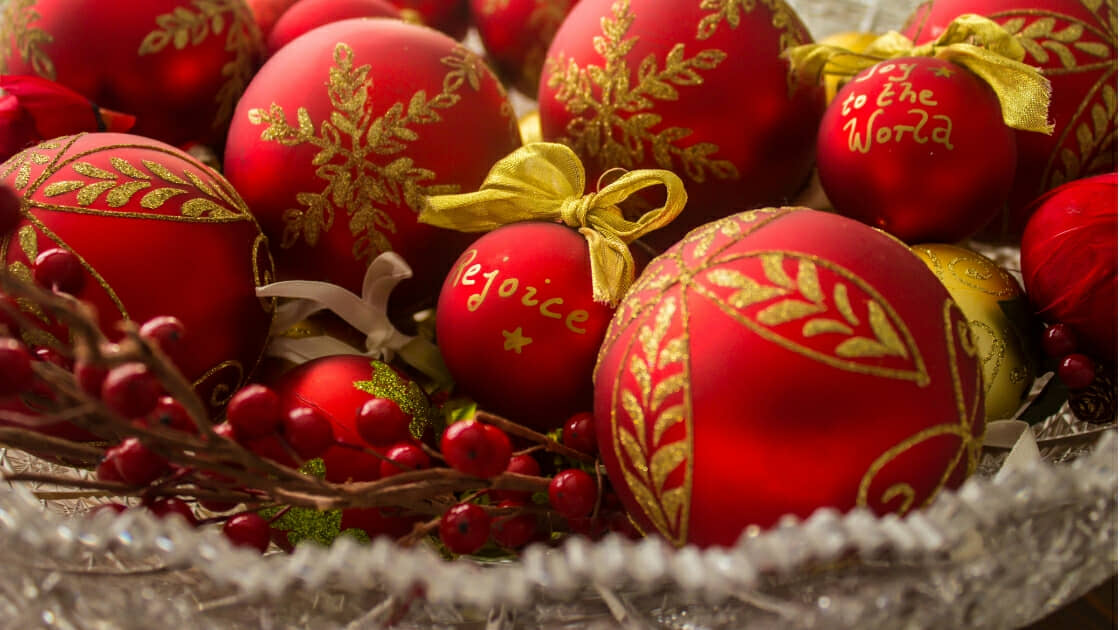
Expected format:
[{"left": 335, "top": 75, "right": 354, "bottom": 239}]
[
  {"left": 816, "top": 56, "right": 1016, "bottom": 243},
  {"left": 594, "top": 207, "right": 985, "bottom": 548},
  {"left": 224, "top": 19, "right": 521, "bottom": 314},
  {"left": 0, "top": 132, "right": 275, "bottom": 418},
  {"left": 436, "top": 222, "right": 615, "bottom": 429},
  {"left": 0, "top": 0, "right": 263, "bottom": 147},
  {"left": 538, "top": 0, "right": 824, "bottom": 249},
  {"left": 266, "top": 0, "right": 402, "bottom": 56},
  {"left": 245, "top": 0, "right": 301, "bottom": 40},
  {"left": 386, "top": 0, "right": 471, "bottom": 40},
  {"left": 904, "top": 0, "right": 1118, "bottom": 241},
  {"left": 470, "top": 0, "right": 580, "bottom": 95}
]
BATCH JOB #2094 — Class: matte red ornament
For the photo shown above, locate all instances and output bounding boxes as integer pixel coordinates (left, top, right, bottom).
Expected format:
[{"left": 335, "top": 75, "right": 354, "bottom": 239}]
[
  {"left": 470, "top": 0, "right": 579, "bottom": 95},
  {"left": 0, "top": 0, "right": 264, "bottom": 147},
  {"left": 386, "top": 0, "right": 471, "bottom": 40},
  {"left": 538, "top": 0, "right": 824, "bottom": 249},
  {"left": 266, "top": 0, "right": 402, "bottom": 56},
  {"left": 246, "top": 0, "right": 302, "bottom": 40},
  {"left": 594, "top": 207, "right": 985, "bottom": 547},
  {"left": 904, "top": 0, "right": 1118, "bottom": 241},
  {"left": 224, "top": 19, "right": 520, "bottom": 313},
  {"left": 817, "top": 57, "right": 1015, "bottom": 243},
  {"left": 436, "top": 222, "right": 615, "bottom": 430},
  {"left": 0, "top": 133, "right": 275, "bottom": 420},
  {"left": 1020, "top": 172, "right": 1117, "bottom": 362}
]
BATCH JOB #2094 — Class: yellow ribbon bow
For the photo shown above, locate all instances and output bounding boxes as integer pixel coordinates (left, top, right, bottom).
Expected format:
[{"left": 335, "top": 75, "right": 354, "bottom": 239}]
[
  {"left": 419, "top": 142, "right": 687, "bottom": 307},
  {"left": 786, "top": 14, "right": 1054, "bottom": 134}
]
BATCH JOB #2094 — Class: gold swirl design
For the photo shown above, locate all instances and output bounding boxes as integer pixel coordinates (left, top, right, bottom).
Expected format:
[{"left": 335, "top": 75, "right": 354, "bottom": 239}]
[
  {"left": 247, "top": 42, "right": 487, "bottom": 265},
  {"left": 139, "top": 0, "right": 262, "bottom": 131},
  {"left": 543, "top": 0, "right": 737, "bottom": 183},
  {"left": 192, "top": 360, "right": 245, "bottom": 408},
  {"left": 0, "top": 0, "right": 53, "bottom": 78}
]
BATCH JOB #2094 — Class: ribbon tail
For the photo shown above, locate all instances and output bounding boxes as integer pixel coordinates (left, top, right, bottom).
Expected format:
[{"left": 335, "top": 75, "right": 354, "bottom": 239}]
[
  {"left": 266, "top": 335, "right": 365, "bottom": 364},
  {"left": 583, "top": 229, "right": 633, "bottom": 307},
  {"left": 943, "top": 48, "right": 1054, "bottom": 133},
  {"left": 985, "top": 419, "right": 1041, "bottom": 482}
]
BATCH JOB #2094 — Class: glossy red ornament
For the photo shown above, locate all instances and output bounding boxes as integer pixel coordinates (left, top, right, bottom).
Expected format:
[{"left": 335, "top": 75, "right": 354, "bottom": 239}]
[
  {"left": 224, "top": 19, "right": 520, "bottom": 313},
  {"left": 470, "top": 0, "right": 579, "bottom": 95},
  {"left": 594, "top": 207, "right": 985, "bottom": 547},
  {"left": 436, "top": 222, "right": 614, "bottom": 430},
  {"left": 266, "top": 0, "right": 402, "bottom": 56},
  {"left": 385, "top": 0, "right": 471, "bottom": 40},
  {"left": 0, "top": 0, "right": 263, "bottom": 147},
  {"left": 817, "top": 57, "right": 1015, "bottom": 243},
  {"left": 246, "top": 0, "right": 302, "bottom": 40},
  {"left": 0, "top": 133, "right": 275, "bottom": 419},
  {"left": 904, "top": 0, "right": 1118, "bottom": 241},
  {"left": 1020, "top": 172, "right": 1117, "bottom": 361},
  {"left": 538, "top": 0, "right": 824, "bottom": 249},
  {"left": 266, "top": 355, "right": 435, "bottom": 480}
]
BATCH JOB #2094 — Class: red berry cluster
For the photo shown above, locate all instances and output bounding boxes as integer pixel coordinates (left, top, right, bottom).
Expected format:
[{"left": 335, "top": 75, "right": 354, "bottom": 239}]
[{"left": 1042, "top": 323, "right": 1100, "bottom": 390}]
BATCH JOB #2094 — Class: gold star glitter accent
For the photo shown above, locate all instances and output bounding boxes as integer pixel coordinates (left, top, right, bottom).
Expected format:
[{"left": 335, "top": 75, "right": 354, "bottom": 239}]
[
  {"left": 502, "top": 327, "right": 533, "bottom": 354},
  {"left": 932, "top": 66, "right": 956, "bottom": 78}
]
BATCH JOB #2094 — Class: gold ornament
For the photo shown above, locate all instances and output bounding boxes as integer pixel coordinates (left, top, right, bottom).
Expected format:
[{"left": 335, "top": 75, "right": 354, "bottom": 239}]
[{"left": 912, "top": 243, "right": 1037, "bottom": 419}]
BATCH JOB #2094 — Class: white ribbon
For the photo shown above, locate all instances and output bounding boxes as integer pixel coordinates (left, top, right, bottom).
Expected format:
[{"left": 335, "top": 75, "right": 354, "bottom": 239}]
[
  {"left": 255, "top": 252, "right": 452, "bottom": 389},
  {"left": 985, "top": 419, "right": 1041, "bottom": 481}
]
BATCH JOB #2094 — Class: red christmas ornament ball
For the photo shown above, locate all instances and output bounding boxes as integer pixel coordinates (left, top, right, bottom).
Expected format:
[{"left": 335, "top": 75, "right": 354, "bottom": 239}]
[
  {"left": 0, "top": 133, "right": 274, "bottom": 416},
  {"left": 386, "top": 0, "right": 471, "bottom": 40},
  {"left": 0, "top": 0, "right": 264, "bottom": 147},
  {"left": 538, "top": 0, "right": 824, "bottom": 249},
  {"left": 817, "top": 57, "right": 1015, "bottom": 243},
  {"left": 267, "top": 0, "right": 402, "bottom": 56},
  {"left": 436, "top": 222, "right": 614, "bottom": 430},
  {"left": 224, "top": 19, "right": 521, "bottom": 312},
  {"left": 594, "top": 207, "right": 985, "bottom": 547},
  {"left": 904, "top": 0, "right": 1118, "bottom": 241},
  {"left": 470, "top": 0, "right": 579, "bottom": 95},
  {"left": 1020, "top": 172, "right": 1117, "bottom": 361},
  {"left": 246, "top": 0, "right": 302, "bottom": 40}
]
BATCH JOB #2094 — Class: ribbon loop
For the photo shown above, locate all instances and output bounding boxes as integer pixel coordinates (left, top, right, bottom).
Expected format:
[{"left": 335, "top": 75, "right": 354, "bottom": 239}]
[
  {"left": 420, "top": 142, "right": 687, "bottom": 306},
  {"left": 786, "top": 14, "right": 1053, "bottom": 134}
]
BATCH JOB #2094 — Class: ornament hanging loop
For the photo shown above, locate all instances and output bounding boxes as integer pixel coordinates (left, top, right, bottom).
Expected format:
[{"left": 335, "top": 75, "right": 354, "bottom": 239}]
[{"left": 419, "top": 142, "right": 687, "bottom": 306}]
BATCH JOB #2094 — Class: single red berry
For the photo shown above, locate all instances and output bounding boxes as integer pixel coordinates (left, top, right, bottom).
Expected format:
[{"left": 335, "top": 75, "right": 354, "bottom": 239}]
[
  {"left": 91, "top": 502, "right": 128, "bottom": 518},
  {"left": 199, "top": 499, "right": 238, "bottom": 513},
  {"left": 0, "top": 183, "right": 21, "bottom": 237},
  {"left": 245, "top": 433, "right": 298, "bottom": 468},
  {"left": 491, "top": 453, "right": 541, "bottom": 503},
  {"left": 562, "top": 412, "right": 598, "bottom": 455},
  {"left": 222, "top": 513, "right": 271, "bottom": 553},
  {"left": 101, "top": 363, "right": 161, "bottom": 417},
  {"left": 226, "top": 384, "right": 281, "bottom": 440},
  {"left": 105, "top": 437, "right": 169, "bottom": 485},
  {"left": 139, "top": 316, "right": 187, "bottom": 361},
  {"left": 322, "top": 446, "right": 381, "bottom": 483},
  {"left": 354, "top": 397, "right": 412, "bottom": 447},
  {"left": 148, "top": 498, "right": 197, "bottom": 525},
  {"left": 95, "top": 457, "right": 124, "bottom": 483},
  {"left": 491, "top": 500, "right": 536, "bottom": 549},
  {"left": 33, "top": 346, "right": 71, "bottom": 370},
  {"left": 281, "top": 406, "right": 335, "bottom": 460},
  {"left": 0, "top": 337, "right": 34, "bottom": 396},
  {"left": 440, "top": 421, "right": 511, "bottom": 478},
  {"left": 1041, "top": 323, "right": 1079, "bottom": 359},
  {"left": 33, "top": 247, "right": 85, "bottom": 294},
  {"left": 147, "top": 396, "right": 195, "bottom": 433},
  {"left": 548, "top": 469, "right": 597, "bottom": 519},
  {"left": 1058, "top": 353, "right": 1097, "bottom": 390},
  {"left": 74, "top": 360, "right": 107, "bottom": 397},
  {"left": 379, "top": 442, "right": 431, "bottom": 478},
  {"left": 212, "top": 422, "right": 238, "bottom": 443},
  {"left": 438, "top": 502, "right": 491, "bottom": 555}
]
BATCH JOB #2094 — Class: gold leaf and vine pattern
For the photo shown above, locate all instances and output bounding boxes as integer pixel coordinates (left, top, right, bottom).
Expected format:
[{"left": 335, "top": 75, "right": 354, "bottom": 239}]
[
  {"left": 5, "top": 225, "right": 63, "bottom": 350},
  {"left": 996, "top": 0, "right": 1117, "bottom": 188},
  {"left": 0, "top": 0, "right": 54, "bottom": 78},
  {"left": 139, "top": 0, "right": 262, "bottom": 130},
  {"left": 543, "top": 0, "right": 737, "bottom": 183},
  {"left": 696, "top": 0, "right": 805, "bottom": 51},
  {"left": 611, "top": 294, "right": 692, "bottom": 546},
  {"left": 247, "top": 42, "right": 481, "bottom": 264},
  {"left": 38, "top": 156, "right": 246, "bottom": 219}
]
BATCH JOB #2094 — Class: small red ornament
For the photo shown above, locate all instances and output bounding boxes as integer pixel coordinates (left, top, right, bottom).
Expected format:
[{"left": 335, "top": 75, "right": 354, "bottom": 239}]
[
  {"left": 436, "top": 222, "right": 615, "bottom": 429},
  {"left": 246, "top": 0, "right": 302, "bottom": 40},
  {"left": 817, "top": 57, "right": 1015, "bottom": 242},
  {"left": 266, "top": 0, "right": 402, "bottom": 56},
  {"left": 386, "top": 0, "right": 471, "bottom": 40},
  {"left": 0, "top": 0, "right": 264, "bottom": 147},
  {"left": 904, "top": 0, "right": 1118, "bottom": 241},
  {"left": 1020, "top": 172, "right": 1117, "bottom": 361},
  {"left": 538, "top": 0, "right": 824, "bottom": 249},
  {"left": 594, "top": 207, "right": 985, "bottom": 547},
  {"left": 0, "top": 133, "right": 274, "bottom": 419},
  {"left": 470, "top": 0, "right": 579, "bottom": 95},
  {"left": 224, "top": 19, "right": 520, "bottom": 312}
]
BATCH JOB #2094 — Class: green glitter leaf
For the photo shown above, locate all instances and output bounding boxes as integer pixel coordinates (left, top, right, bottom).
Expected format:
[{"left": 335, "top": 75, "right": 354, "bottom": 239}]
[{"left": 353, "top": 360, "right": 436, "bottom": 439}]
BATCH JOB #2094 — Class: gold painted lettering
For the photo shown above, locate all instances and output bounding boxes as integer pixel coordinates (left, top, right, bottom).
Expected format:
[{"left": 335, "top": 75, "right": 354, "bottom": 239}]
[
  {"left": 932, "top": 114, "right": 954, "bottom": 150},
  {"left": 844, "top": 108, "right": 883, "bottom": 153},
  {"left": 521, "top": 286, "right": 539, "bottom": 307},
  {"left": 539, "top": 297, "right": 563, "bottom": 319},
  {"left": 467, "top": 269, "right": 499, "bottom": 311},
  {"left": 876, "top": 81, "right": 896, "bottom": 108},
  {"left": 905, "top": 108, "right": 929, "bottom": 144},
  {"left": 451, "top": 249, "right": 478, "bottom": 287},
  {"left": 498, "top": 278, "right": 519, "bottom": 297},
  {"left": 565, "top": 310, "right": 589, "bottom": 334}
]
